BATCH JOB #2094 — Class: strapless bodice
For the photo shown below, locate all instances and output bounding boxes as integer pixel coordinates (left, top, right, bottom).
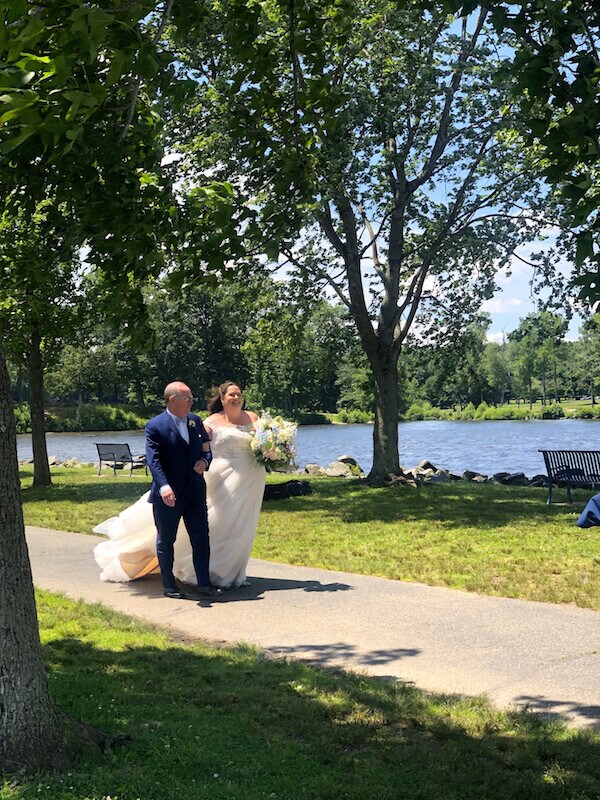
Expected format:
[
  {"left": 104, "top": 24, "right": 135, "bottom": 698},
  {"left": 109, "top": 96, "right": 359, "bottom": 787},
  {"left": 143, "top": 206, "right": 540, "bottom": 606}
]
[{"left": 210, "top": 424, "right": 254, "bottom": 461}]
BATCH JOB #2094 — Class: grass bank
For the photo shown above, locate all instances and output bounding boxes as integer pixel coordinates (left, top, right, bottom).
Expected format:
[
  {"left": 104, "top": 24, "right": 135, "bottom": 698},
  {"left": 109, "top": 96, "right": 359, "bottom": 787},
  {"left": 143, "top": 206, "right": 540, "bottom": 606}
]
[
  {"left": 2, "top": 590, "right": 598, "bottom": 800},
  {"left": 20, "top": 467, "right": 600, "bottom": 609}
]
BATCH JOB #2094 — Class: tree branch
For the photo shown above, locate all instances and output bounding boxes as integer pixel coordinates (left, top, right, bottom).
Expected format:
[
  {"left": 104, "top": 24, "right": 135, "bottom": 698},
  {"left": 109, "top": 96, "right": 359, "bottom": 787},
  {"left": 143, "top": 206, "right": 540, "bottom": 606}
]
[
  {"left": 120, "top": 0, "right": 174, "bottom": 144},
  {"left": 410, "top": 8, "right": 488, "bottom": 192}
]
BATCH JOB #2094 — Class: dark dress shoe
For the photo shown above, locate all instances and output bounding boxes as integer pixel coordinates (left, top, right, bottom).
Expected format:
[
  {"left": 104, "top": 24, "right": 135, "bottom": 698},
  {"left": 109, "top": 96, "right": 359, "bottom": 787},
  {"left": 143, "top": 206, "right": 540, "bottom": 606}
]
[
  {"left": 163, "top": 588, "right": 186, "bottom": 599},
  {"left": 197, "top": 585, "right": 223, "bottom": 599}
]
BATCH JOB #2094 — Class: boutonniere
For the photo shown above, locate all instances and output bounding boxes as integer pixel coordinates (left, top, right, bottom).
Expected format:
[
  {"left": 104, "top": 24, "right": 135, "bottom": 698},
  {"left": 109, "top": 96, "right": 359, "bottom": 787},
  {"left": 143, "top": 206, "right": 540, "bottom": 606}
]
[{"left": 188, "top": 420, "right": 196, "bottom": 428}]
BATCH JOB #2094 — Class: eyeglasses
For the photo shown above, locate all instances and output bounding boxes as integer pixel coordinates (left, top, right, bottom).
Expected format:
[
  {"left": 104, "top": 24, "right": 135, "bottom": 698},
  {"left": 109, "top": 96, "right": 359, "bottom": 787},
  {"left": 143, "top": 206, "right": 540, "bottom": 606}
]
[{"left": 173, "top": 395, "right": 196, "bottom": 402}]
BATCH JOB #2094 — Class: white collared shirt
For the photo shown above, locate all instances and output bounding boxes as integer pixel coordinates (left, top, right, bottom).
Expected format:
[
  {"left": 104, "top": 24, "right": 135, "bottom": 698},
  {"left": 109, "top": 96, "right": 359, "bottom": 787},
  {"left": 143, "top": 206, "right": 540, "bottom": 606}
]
[{"left": 166, "top": 408, "right": 189, "bottom": 444}]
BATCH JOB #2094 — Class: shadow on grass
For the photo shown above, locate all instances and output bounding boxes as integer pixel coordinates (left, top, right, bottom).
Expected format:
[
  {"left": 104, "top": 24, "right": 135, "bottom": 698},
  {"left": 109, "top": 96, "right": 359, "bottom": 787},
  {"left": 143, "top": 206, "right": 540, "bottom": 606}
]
[
  {"left": 262, "top": 478, "right": 589, "bottom": 531},
  {"left": 38, "top": 634, "right": 600, "bottom": 800},
  {"left": 20, "top": 469, "right": 590, "bottom": 534},
  {"left": 20, "top": 476, "right": 151, "bottom": 507}
]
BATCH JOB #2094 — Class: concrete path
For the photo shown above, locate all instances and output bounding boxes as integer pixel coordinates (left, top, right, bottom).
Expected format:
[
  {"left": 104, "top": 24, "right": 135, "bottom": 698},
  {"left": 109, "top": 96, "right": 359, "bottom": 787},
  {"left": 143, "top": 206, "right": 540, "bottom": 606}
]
[{"left": 26, "top": 526, "right": 600, "bottom": 730}]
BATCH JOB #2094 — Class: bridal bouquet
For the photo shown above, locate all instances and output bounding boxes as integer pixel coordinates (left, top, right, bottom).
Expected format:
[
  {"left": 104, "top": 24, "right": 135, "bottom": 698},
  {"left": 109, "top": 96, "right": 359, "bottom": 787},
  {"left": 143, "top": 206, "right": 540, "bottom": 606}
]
[{"left": 250, "top": 413, "right": 297, "bottom": 471}]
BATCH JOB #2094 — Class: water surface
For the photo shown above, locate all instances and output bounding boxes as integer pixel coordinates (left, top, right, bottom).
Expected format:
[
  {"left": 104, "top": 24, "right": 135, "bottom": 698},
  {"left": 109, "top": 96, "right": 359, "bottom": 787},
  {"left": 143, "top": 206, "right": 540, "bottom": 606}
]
[{"left": 16, "top": 419, "right": 599, "bottom": 476}]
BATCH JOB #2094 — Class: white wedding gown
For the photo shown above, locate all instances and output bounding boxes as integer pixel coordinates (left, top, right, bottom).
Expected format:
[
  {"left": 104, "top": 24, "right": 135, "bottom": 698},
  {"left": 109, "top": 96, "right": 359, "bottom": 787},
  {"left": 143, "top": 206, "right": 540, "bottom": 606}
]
[{"left": 93, "top": 424, "right": 266, "bottom": 589}]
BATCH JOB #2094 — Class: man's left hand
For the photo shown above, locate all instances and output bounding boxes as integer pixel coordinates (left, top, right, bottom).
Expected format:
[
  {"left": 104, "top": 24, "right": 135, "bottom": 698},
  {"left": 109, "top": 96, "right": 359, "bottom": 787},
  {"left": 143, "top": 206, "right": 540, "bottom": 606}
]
[{"left": 193, "top": 458, "right": 207, "bottom": 474}]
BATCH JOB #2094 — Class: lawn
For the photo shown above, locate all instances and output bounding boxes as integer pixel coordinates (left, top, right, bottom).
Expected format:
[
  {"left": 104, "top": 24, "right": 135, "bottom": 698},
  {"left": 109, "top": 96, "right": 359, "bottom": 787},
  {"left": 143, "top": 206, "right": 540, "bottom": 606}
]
[
  {"left": 20, "top": 466, "right": 600, "bottom": 609},
  {"left": 1, "top": 591, "right": 598, "bottom": 800}
]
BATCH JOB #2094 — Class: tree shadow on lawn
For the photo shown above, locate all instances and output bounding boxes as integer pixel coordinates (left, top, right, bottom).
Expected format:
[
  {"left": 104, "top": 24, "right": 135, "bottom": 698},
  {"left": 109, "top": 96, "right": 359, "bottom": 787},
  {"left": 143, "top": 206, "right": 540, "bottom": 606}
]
[
  {"left": 262, "top": 479, "right": 589, "bottom": 531},
  {"left": 40, "top": 635, "right": 600, "bottom": 800},
  {"left": 20, "top": 476, "right": 151, "bottom": 507}
]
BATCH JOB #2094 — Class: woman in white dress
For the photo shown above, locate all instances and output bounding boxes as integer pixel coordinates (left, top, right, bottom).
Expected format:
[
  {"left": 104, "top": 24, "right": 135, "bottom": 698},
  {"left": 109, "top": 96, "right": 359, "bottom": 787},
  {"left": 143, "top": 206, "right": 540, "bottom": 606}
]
[{"left": 93, "top": 381, "right": 266, "bottom": 590}]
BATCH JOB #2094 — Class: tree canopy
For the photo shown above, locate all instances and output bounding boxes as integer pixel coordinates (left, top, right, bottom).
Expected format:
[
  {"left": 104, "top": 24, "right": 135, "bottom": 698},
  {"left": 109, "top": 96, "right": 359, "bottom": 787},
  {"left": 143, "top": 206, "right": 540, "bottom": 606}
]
[{"left": 172, "top": 1, "right": 564, "bottom": 477}]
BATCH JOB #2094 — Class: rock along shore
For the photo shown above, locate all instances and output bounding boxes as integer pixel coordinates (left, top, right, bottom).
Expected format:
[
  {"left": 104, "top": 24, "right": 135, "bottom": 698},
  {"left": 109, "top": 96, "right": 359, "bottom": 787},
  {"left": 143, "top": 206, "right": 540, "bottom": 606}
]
[{"left": 21, "top": 454, "right": 548, "bottom": 489}]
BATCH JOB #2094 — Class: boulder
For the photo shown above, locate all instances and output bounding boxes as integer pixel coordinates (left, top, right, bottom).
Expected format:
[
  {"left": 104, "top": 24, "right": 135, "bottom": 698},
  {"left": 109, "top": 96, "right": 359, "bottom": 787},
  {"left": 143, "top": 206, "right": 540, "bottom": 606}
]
[
  {"left": 443, "top": 470, "right": 463, "bottom": 481},
  {"left": 304, "top": 463, "right": 326, "bottom": 476},
  {"left": 389, "top": 474, "right": 419, "bottom": 489},
  {"left": 492, "top": 472, "right": 511, "bottom": 483},
  {"left": 528, "top": 474, "right": 548, "bottom": 487},
  {"left": 504, "top": 472, "right": 530, "bottom": 486},
  {"left": 417, "top": 459, "right": 438, "bottom": 471},
  {"left": 421, "top": 473, "right": 448, "bottom": 483},
  {"left": 324, "top": 460, "right": 355, "bottom": 478},
  {"left": 463, "top": 470, "right": 488, "bottom": 482},
  {"left": 48, "top": 455, "right": 61, "bottom": 465},
  {"left": 413, "top": 467, "right": 435, "bottom": 478},
  {"left": 337, "top": 454, "right": 358, "bottom": 466}
]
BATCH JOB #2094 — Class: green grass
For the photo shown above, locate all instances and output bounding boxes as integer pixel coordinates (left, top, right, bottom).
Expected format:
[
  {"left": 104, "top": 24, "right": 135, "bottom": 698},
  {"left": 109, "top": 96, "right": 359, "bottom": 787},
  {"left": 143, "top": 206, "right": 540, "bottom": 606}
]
[
  {"left": 2, "top": 590, "right": 599, "bottom": 800},
  {"left": 20, "top": 467, "right": 600, "bottom": 609}
]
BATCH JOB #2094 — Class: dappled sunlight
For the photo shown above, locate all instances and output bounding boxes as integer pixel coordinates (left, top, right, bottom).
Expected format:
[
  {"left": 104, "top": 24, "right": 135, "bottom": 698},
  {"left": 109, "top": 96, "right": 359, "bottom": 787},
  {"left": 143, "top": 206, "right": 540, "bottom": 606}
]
[{"left": 30, "top": 590, "right": 600, "bottom": 800}]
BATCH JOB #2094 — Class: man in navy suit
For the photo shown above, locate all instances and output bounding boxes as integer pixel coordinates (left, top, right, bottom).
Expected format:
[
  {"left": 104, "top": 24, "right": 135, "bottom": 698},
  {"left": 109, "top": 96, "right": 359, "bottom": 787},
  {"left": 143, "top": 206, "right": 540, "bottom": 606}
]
[{"left": 146, "top": 381, "right": 221, "bottom": 599}]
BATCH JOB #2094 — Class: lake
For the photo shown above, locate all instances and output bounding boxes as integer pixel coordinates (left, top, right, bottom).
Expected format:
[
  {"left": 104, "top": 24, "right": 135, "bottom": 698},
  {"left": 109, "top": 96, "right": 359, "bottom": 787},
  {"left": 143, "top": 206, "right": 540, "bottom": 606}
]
[{"left": 15, "top": 419, "right": 600, "bottom": 477}]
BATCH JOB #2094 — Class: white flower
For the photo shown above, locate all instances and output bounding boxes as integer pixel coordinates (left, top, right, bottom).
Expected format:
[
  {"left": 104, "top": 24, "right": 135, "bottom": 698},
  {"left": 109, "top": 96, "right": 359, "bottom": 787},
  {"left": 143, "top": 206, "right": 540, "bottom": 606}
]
[{"left": 250, "top": 414, "right": 297, "bottom": 471}]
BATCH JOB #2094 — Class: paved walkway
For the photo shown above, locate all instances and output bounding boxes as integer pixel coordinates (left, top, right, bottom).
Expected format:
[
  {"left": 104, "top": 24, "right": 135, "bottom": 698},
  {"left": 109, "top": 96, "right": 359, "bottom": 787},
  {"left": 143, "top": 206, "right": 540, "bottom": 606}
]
[{"left": 26, "top": 526, "right": 600, "bottom": 730}]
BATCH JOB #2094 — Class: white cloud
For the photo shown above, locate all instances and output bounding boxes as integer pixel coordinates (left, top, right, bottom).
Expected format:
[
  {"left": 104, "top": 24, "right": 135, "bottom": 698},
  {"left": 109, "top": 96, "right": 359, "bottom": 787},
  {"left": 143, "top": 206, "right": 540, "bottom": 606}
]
[
  {"left": 486, "top": 331, "right": 507, "bottom": 344},
  {"left": 481, "top": 297, "right": 524, "bottom": 313}
]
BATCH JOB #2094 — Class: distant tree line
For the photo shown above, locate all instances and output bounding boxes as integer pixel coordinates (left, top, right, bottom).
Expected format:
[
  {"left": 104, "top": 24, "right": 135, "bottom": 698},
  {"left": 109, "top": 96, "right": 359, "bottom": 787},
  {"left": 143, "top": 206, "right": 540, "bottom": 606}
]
[{"left": 8, "top": 273, "right": 600, "bottom": 423}]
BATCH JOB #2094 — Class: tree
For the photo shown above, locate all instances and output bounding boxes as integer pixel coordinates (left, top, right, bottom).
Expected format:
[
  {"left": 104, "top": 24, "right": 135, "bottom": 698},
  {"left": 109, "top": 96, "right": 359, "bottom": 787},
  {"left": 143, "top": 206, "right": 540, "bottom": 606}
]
[
  {"left": 178, "top": 2, "right": 557, "bottom": 479},
  {"left": 0, "top": 199, "right": 81, "bottom": 486},
  {"left": 0, "top": 349, "right": 64, "bottom": 769},
  {"left": 241, "top": 275, "right": 343, "bottom": 414},
  {"left": 455, "top": 1, "right": 600, "bottom": 303},
  {"left": 0, "top": 0, "right": 206, "bottom": 771},
  {"left": 508, "top": 334, "right": 538, "bottom": 407},
  {"left": 508, "top": 311, "right": 568, "bottom": 405},
  {"left": 578, "top": 314, "right": 600, "bottom": 403},
  {"left": 483, "top": 340, "right": 511, "bottom": 405}
]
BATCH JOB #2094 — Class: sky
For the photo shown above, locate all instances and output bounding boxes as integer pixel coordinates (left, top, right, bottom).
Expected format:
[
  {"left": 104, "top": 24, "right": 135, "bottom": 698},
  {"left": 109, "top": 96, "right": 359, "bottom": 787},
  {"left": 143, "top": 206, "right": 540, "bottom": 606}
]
[{"left": 481, "top": 242, "right": 583, "bottom": 344}]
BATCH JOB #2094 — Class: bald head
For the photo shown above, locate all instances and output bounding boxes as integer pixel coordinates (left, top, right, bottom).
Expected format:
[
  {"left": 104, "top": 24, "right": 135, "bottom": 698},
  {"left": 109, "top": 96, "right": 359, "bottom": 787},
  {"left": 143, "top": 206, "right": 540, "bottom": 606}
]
[
  {"left": 164, "top": 381, "right": 195, "bottom": 418},
  {"left": 164, "top": 381, "right": 191, "bottom": 404}
]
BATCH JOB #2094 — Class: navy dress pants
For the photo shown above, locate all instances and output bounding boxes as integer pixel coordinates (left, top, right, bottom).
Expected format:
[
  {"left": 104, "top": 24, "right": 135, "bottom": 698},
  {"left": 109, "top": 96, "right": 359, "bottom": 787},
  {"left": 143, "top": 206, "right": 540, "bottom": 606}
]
[{"left": 153, "top": 497, "right": 210, "bottom": 590}]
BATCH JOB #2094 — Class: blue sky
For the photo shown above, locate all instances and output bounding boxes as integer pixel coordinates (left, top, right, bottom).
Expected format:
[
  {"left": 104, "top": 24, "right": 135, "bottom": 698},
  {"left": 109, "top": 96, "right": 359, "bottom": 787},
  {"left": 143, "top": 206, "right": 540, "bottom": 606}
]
[{"left": 482, "top": 257, "right": 582, "bottom": 343}]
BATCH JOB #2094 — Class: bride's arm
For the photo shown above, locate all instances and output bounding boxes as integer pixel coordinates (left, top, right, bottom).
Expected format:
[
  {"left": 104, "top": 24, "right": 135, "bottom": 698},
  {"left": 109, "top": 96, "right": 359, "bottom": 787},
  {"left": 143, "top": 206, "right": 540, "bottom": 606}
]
[{"left": 203, "top": 415, "right": 217, "bottom": 435}]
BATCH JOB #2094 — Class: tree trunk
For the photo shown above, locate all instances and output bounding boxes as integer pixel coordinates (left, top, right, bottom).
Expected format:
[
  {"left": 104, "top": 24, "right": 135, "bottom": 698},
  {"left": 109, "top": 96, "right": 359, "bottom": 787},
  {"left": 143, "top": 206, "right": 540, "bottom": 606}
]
[
  {"left": 367, "top": 352, "right": 401, "bottom": 482},
  {"left": 134, "top": 380, "right": 146, "bottom": 411},
  {"left": 16, "top": 366, "right": 24, "bottom": 404},
  {"left": 28, "top": 326, "right": 51, "bottom": 487},
  {"left": 553, "top": 362, "right": 559, "bottom": 402},
  {"left": 75, "top": 390, "right": 83, "bottom": 426},
  {"left": 0, "top": 344, "right": 65, "bottom": 772},
  {"left": 541, "top": 373, "right": 546, "bottom": 406}
]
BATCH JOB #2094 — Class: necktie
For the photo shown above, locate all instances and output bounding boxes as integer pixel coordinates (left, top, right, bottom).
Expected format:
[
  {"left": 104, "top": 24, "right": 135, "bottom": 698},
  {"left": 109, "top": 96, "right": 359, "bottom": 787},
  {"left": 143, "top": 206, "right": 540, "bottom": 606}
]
[{"left": 178, "top": 418, "right": 189, "bottom": 444}]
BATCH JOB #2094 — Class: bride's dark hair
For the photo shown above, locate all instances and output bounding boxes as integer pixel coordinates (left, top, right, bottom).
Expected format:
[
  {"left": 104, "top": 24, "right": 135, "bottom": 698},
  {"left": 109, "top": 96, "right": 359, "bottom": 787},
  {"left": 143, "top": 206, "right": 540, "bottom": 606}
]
[{"left": 207, "top": 380, "right": 241, "bottom": 413}]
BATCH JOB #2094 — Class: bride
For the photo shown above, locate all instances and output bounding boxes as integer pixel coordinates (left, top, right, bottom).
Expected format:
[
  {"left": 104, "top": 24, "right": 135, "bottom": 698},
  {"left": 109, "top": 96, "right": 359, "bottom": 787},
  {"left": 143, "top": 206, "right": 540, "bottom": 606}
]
[{"left": 93, "top": 381, "right": 266, "bottom": 590}]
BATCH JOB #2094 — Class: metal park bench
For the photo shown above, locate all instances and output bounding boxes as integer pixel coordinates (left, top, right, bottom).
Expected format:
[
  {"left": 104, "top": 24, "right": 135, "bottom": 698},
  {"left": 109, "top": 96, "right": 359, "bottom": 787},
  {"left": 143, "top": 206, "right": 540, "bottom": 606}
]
[
  {"left": 539, "top": 449, "right": 600, "bottom": 505},
  {"left": 95, "top": 443, "right": 147, "bottom": 477}
]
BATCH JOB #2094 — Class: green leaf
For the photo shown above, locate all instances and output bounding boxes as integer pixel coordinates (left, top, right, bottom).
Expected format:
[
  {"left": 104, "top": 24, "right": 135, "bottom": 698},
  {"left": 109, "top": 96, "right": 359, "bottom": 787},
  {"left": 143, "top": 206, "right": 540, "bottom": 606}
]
[{"left": 576, "top": 231, "right": 595, "bottom": 266}]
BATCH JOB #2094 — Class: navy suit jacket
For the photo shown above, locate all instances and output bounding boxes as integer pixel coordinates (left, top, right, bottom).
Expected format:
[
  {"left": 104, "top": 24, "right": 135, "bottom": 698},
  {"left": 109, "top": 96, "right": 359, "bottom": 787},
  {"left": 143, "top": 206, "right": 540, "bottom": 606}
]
[{"left": 145, "top": 410, "right": 212, "bottom": 506}]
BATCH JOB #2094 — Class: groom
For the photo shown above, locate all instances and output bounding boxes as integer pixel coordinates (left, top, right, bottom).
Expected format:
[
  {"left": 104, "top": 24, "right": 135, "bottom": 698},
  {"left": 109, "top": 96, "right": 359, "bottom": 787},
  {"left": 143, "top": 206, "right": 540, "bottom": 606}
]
[{"left": 146, "top": 381, "right": 221, "bottom": 599}]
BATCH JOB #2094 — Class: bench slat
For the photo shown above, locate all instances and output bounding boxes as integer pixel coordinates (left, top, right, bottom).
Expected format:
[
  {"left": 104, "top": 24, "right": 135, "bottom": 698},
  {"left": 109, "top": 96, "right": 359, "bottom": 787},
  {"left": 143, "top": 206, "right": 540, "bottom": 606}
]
[{"left": 539, "top": 449, "right": 600, "bottom": 504}]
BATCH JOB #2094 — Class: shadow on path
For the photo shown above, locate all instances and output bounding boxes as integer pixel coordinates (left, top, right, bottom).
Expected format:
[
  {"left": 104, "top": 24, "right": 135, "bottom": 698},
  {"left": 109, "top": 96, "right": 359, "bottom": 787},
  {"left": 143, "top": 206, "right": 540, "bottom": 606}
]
[
  {"left": 121, "top": 573, "right": 353, "bottom": 605},
  {"left": 515, "top": 694, "right": 600, "bottom": 729},
  {"left": 267, "top": 641, "right": 420, "bottom": 668}
]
